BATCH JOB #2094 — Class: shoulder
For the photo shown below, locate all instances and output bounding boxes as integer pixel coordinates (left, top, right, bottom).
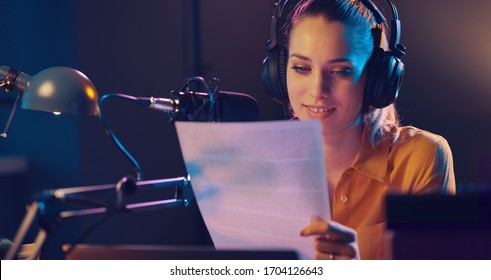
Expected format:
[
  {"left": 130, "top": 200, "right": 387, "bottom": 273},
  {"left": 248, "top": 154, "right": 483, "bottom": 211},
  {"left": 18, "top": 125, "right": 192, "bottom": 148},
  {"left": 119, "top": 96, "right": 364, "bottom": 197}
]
[
  {"left": 388, "top": 126, "right": 455, "bottom": 194},
  {"left": 393, "top": 126, "right": 451, "bottom": 155}
]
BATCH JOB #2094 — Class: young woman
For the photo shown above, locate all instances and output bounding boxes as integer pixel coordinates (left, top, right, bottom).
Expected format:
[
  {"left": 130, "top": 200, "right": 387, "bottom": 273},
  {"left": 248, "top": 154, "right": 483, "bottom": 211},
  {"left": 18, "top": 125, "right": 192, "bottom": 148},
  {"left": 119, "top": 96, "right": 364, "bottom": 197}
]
[{"left": 263, "top": 0, "right": 456, "bottom": 259}]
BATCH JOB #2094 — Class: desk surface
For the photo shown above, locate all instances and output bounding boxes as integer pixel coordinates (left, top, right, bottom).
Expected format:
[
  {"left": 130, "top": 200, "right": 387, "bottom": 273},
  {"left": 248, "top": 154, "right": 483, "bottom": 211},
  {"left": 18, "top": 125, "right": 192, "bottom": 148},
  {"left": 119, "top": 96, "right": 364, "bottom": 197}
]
[{"left": 64, "top": 244, "right": 300, "bottom": 260}]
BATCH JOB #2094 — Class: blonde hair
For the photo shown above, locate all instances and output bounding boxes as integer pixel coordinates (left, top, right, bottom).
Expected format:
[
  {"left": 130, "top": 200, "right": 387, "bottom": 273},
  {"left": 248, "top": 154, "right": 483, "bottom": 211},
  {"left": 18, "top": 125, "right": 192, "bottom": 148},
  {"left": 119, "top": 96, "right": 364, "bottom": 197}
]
[{"left": 364, "top": 104, "right": 400, "bottom": 146}]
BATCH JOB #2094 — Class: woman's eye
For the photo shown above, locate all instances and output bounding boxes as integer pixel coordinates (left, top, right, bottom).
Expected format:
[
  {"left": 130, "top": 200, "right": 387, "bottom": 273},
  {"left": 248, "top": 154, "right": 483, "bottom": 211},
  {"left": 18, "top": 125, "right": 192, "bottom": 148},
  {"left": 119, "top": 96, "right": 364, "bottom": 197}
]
[
  {"left": 332, "top": 69, "right": 352, "bottom": 77},
  {"left": 291, "top": 65, "right": 311, "bottom": 73}
]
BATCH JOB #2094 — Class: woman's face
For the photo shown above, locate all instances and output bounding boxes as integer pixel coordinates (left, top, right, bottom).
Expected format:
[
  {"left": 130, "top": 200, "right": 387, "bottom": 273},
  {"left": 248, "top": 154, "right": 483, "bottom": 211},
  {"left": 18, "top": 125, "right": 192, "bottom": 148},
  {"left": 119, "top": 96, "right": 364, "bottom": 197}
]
[{"left": 287, "top": 16, "right": 370, "bottom": 135}]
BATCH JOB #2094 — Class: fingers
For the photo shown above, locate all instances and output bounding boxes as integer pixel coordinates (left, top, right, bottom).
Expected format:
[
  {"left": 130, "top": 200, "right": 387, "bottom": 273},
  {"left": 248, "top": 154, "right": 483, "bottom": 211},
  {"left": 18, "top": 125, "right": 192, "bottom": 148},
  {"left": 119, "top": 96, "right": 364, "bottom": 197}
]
[
  {"left": 301, "top": 217, "right": 359, "bottom": 260},
  {"left": 301, "top": 217, "right": 356, "bottom": 243},
  {"left": 314, "top": 236, "right": 357, "bottom": 259}
]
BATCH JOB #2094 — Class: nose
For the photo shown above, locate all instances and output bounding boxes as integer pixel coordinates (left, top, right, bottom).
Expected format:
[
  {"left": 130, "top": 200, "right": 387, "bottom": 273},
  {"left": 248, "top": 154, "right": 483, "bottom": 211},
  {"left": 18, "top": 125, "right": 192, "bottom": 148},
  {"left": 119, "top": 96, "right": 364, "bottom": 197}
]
[{"left": 310, "top": 70, "right": 330, "bottom": 100}]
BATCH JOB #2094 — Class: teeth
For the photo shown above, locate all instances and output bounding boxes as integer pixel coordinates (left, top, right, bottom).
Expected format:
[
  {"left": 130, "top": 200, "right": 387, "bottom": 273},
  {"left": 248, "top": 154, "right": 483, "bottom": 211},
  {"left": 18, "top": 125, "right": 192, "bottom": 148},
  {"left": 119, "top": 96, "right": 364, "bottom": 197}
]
[{"left": 307, "top": 106, "right": 332, "bottom": 113}]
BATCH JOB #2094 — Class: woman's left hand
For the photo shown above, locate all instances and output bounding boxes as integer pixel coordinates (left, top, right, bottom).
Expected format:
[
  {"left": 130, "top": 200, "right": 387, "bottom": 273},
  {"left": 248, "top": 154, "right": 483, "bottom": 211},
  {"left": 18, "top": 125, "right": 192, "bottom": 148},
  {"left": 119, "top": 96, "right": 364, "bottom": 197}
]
[{"left": 300, "top": 217, "right": 360, "bottom": 260}]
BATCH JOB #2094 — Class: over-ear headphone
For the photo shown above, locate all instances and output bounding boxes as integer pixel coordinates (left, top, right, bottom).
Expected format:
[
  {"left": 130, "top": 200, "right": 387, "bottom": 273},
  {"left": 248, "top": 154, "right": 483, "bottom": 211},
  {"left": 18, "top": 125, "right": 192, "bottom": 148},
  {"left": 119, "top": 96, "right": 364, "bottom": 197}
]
[{"left": 261, "top": 0, "right": 406, "bottom": 109}]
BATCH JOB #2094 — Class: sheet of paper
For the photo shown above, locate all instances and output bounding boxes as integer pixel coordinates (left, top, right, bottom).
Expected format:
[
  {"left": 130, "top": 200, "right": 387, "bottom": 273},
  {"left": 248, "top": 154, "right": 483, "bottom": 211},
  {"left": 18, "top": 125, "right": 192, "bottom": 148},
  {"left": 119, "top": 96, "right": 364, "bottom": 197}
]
[{"left": 175, "top": 120, "right": 330, "bottom": 259}]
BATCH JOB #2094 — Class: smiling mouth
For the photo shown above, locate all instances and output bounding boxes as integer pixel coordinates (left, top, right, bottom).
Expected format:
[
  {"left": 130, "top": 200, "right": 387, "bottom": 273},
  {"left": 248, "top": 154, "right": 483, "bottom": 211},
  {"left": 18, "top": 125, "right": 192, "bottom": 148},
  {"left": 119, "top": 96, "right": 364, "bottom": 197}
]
[{"left": 305, "top": 105, "right": 335, "bottom": 113}]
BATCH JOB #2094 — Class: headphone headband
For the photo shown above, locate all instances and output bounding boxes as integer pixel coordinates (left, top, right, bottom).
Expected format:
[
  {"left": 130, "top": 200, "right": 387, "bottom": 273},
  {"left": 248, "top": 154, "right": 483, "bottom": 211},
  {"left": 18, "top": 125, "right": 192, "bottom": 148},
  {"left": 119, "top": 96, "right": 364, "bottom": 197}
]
[
  {"left": 360, "top": 0, "right": 386, "bottom": 24},
  {"left": 362, "top": 0, "right": 406, "bottom": 58},
  {"left": 267, "top": 0, "right": 302, "bottom": 52}
]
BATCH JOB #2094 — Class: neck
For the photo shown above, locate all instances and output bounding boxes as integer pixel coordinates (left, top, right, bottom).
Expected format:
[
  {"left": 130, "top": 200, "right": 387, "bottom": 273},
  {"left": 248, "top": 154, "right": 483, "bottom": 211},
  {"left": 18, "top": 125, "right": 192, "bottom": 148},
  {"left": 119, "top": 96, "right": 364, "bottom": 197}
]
[{"left": 322, "top": 121, "right": 363, "bottom": 169}]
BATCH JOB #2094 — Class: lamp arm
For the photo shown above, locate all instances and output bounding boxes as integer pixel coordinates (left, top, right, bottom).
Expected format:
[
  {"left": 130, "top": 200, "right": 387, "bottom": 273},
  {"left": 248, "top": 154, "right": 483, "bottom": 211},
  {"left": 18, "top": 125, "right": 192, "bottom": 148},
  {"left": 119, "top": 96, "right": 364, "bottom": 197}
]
[{"left": 98, "top": 93, "right": 144, "bottom": 180}]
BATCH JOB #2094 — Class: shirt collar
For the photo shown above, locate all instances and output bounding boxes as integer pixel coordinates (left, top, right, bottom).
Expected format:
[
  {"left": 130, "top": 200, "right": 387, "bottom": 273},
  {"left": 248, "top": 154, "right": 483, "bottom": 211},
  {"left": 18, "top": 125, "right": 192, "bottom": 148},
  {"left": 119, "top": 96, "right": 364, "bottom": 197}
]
[{"left": 351, "top": 127, "right": 390, "bottom": 183}]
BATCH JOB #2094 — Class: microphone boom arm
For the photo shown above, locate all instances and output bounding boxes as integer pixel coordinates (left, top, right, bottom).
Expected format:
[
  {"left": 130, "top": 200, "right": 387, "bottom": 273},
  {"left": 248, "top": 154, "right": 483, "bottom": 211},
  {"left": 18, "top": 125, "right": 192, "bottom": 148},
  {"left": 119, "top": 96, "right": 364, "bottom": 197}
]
[{"left": 5, "top": 175, "right": 192, "bottom": 260}]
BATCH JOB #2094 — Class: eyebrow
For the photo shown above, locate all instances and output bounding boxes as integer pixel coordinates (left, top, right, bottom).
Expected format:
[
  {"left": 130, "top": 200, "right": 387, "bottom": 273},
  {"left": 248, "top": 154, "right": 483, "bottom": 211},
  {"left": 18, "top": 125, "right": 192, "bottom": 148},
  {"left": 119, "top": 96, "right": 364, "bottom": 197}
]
[{"left": 289, "top": 53, "right": 351, "bottom": 64}]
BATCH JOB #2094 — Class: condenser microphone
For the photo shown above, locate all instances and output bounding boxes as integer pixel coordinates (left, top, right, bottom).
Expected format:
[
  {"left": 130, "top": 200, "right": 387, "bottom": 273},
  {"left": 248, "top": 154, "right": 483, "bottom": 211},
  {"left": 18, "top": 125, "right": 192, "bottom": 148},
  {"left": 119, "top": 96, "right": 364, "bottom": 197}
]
[{"left": 136, "top": 90, "right": 260, "bottom": 122}]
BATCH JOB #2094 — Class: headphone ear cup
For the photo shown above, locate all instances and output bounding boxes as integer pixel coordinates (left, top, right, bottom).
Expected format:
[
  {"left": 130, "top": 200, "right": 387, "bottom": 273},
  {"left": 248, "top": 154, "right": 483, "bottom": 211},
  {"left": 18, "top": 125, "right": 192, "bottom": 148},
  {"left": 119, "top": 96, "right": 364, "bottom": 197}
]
[
  {"left": 364, "top": 49, "right": 381, "bottom": 109},
  {"left": 364, "top": 48, "right": 405, "bottom": 109},
  {"left": 261, "top": 46, "right": 289, "bottom": 104}
]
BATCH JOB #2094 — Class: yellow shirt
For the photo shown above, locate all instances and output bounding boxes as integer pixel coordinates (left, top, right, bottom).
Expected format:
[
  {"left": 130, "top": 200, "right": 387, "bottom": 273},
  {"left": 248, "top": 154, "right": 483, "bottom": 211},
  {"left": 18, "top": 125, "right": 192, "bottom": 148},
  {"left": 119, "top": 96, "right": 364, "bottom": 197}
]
[{"left": 332, "top": 126, "right": 456, "bottom": 260}]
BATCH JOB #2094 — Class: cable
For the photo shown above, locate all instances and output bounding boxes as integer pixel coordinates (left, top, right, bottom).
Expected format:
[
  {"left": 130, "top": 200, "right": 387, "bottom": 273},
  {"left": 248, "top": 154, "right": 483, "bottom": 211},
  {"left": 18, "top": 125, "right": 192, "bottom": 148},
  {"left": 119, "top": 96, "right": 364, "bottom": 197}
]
[{"left": 98, "top": 94, "right": 144, "bottom": 181}]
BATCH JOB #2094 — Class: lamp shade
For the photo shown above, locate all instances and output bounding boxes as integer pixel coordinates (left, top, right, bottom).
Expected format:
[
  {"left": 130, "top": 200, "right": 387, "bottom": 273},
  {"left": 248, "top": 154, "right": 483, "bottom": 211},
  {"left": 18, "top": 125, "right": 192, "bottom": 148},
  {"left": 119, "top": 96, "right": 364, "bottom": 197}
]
[{"left": 21, "top": 67, "right": 99, "bottom": 116}]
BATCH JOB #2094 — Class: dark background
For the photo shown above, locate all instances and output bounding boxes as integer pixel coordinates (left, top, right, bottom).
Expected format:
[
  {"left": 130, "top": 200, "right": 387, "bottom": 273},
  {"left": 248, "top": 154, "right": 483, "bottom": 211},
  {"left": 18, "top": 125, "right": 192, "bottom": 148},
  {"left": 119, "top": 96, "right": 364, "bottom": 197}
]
[{"left": 1, "top": 0, "right": 490, "bottom": 259}]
